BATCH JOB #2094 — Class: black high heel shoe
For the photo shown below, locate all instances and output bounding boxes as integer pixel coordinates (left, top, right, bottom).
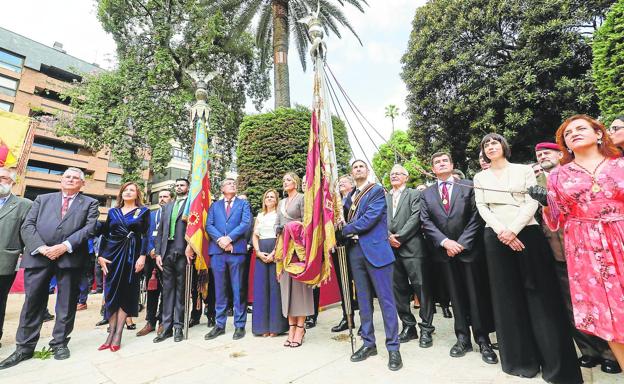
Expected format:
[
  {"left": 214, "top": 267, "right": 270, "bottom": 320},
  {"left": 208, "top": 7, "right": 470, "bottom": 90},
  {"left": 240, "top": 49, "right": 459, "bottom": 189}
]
[
  {"left": 290, "top": 325, "right": 306, "bottom": 348},
  {"left": 126, "top": 322, "right": 136, "bottom": 330},
  {"left": 284, "top": 324, "right": 296, "bottom": 347}
]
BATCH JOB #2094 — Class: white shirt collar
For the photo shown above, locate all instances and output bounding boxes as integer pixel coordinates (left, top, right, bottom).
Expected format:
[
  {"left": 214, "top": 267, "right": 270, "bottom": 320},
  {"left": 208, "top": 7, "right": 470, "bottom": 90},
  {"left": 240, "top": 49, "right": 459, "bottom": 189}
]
[
  {"left": 62, "top": 192, "right": 78, "bottom": 199},
  {"left": 437, "top": 176, "right": 454, "bottom": 186},
  {"left": 390, "top": 185, "right": 406, "bottom": 195}
]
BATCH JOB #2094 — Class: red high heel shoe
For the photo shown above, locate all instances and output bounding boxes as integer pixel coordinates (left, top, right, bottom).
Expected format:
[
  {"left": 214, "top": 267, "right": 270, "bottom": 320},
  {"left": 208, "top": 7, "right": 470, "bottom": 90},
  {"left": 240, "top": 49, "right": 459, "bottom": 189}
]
[
  {"left": 110, "top": 345, "right": 121, "bottom": 352},
  {"left": 98, "top": 343, "right": 111, "bottom": 351}
]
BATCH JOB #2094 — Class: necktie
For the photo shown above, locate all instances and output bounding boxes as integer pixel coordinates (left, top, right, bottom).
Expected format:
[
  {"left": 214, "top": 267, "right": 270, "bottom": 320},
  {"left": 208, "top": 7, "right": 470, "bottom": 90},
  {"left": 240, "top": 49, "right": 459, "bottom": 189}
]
[
  {"left": 169, "top": 200, "right": 181, "bottom": 239},
  {"left": 441, "top": 182, "right": 450, "bottom": 212},
  {"left": 392, "top": 192, "right": 400, "bottom": 217},
  {"left": 155, "top": 208, "right": 161, "bottom": 228},
  {"left": 225, "top": 200, "right": 232, "bottom": 217},
  {"left": 61, "top": 196, "right": 71, "bottom": 218}
]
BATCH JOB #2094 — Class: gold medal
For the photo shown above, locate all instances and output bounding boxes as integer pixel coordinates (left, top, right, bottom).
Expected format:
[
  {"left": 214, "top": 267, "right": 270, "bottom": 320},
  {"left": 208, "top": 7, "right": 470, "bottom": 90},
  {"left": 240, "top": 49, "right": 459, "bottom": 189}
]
[
  {"left": 442, "top": 199, "right": 448, "bottom": 205},
  {"left": 591, "top": 183, "right": 601, "bottom": 193}
]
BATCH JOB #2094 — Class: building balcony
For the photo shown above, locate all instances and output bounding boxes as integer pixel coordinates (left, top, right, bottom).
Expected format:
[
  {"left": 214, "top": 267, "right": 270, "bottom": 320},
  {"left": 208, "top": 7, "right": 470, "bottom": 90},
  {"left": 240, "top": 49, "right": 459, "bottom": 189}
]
[{"left": 29, "top": 144, "right": 92, "bottom": 170}]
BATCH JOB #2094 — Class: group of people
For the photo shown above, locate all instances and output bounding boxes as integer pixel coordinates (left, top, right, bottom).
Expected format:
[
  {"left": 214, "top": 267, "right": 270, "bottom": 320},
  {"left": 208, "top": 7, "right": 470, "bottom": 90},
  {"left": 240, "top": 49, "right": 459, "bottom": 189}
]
[{"left": 0, "top": 113, "right": 623, "bottom": 382}]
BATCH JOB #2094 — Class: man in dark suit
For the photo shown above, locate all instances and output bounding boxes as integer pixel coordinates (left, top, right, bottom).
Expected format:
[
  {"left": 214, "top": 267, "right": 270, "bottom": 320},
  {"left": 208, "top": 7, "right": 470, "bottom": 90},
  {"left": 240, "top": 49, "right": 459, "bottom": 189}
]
[
  {"left": 420, "top": 152, "right": 497, "bottom": 364},
  {"left": 136, "top": 190, "right": 172, "bottom": 337},
  {"left": 386, "top": 164, "right": 434, "bottom": 347},
  {"left": 0, "top": 167, "right": 98, "bottom": 369},
  {"left": 0, "top": 168, "right": 32, "bottom": 349},
  {"left": 343, "top": 160, "right": 402, "bottom": 371},
  {"left": 204, "top": 178, "right": 251, "bottom": 341},
  {"left": 153, "top": 179, "right": 190, "bottom": 343}
]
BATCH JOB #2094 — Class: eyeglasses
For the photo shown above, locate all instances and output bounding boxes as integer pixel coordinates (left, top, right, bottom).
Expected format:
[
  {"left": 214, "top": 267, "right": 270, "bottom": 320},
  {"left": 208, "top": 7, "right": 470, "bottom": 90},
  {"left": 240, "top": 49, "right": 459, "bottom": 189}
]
[
  {"left": 608, "top": 126, "right": 624, "bottom": 134},
  {"left": 390, "top": 172, "right": 407, "bottom": 177}
]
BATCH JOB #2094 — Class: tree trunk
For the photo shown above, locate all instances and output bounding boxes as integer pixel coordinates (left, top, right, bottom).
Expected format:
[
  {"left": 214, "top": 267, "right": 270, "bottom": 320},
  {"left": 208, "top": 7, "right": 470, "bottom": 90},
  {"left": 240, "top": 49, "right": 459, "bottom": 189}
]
[{"left": 272, "top": 0, "right": 290, "bottom": 109}]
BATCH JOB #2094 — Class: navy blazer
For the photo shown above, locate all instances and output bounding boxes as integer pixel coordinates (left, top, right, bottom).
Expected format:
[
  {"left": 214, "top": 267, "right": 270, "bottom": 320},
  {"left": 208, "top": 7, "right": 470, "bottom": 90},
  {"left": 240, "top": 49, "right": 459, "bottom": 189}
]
[
  {"left": 206, "top": 197, "right": 252, "bottom": 256},
  {"left": 146, "top": 208, "right": 162, "bottom": 254},
  {"left": 342, "top": 184, "right": 395, "bottom": 268},
  {"left": 20, "top": 192, "right": 99, "bottom": 269}
]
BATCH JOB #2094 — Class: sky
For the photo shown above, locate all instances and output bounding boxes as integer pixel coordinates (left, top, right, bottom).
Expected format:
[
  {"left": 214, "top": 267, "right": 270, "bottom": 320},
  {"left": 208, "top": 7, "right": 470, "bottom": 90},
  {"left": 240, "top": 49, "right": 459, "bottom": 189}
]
[{"left": 0, "top": 0, "right": 426, "bottom": 170}]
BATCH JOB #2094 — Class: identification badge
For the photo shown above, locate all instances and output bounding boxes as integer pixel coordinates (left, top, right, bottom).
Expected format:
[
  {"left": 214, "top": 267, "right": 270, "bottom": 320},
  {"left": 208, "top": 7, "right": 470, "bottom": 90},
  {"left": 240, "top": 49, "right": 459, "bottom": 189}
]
[{"left": 152, "top": 231, "right": 158, "bottom": 237}]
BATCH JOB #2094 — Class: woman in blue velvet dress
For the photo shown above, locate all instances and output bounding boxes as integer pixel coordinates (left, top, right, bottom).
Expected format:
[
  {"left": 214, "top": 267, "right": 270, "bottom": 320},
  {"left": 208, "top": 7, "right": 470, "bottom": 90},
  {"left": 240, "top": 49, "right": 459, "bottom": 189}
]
[{"left": 97, "top": 182, "right": 150, "bottom": 351}]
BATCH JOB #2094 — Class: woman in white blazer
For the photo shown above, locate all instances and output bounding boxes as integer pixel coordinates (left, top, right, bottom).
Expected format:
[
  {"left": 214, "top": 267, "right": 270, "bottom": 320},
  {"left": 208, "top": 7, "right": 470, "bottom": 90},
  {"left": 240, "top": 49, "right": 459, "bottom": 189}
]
[{"left": 474, "top": 133, "right": 581, "bottom": 384}]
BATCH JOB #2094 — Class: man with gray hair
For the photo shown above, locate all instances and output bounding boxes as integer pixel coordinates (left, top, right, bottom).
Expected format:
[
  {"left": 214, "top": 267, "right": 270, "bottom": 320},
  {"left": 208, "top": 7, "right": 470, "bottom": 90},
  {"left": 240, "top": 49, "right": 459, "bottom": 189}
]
[
  {"left": 0, "top": 168, "right": 32, "bottom": 349},
  {"left": 0, "top": 167, "right": 98, "bottom": 368}
]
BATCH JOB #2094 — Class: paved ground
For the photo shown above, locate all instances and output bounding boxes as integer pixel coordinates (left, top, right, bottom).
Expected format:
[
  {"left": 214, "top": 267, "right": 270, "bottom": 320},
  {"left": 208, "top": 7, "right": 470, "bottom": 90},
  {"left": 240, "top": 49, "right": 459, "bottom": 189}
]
[{"left": 0, "top": 293, "right": 622, "bottom": 384}]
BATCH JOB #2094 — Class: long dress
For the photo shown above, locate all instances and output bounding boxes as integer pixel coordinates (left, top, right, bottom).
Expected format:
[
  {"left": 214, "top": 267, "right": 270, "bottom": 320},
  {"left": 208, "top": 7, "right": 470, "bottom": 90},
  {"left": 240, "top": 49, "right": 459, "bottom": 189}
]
[
  {"left": 100, "top": 206, "right": 150, "bottom": 319},
  {"left": 252, "top": 211, "right": 289, "bottom": 335},
  {"left": 545, "top": 157, "right": 624, "bottom": 343},
  {"left": 276, "top": 194, "right": 314, "bottom": 317}
]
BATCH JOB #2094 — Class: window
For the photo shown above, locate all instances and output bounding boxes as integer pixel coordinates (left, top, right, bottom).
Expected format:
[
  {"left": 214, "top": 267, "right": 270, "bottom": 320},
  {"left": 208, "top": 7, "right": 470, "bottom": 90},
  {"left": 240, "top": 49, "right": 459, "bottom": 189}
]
[
  {"left": 32, "top": 138, "right": 79, "bottom": 154},
  {"left": 0, "top": 100, "right": 12, "bottom": 111},
  {"left": 172, "top": 148, "right": 189, "bottom": 161},
  {"left": 0, "top": 75, "right": 18, "bottom": 97},
  {"left": 26, "top": 160, "right": 70, "bottom": 175},
  {"left": 151, "top": 167, "right": 189, "bottom": 184},
  {"left": 0, "top": 49, "right": 23, "bottom": 73},
  {"left": 108, "top": 159, "right": 121, "bottom": 169},
  {"left": 106, "top": 173, "right": 122, "bottom": 188}
]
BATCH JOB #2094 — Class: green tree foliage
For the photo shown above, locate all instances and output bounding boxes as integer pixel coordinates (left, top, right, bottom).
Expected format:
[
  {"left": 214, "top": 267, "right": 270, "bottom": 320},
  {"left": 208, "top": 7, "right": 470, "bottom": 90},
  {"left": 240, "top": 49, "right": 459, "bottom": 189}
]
[
  {"left": 593, "top": 0, "right": 624, "bottom": 121},
  {"left": 401, "top": 0, "right": 614, "bottom": 171},
  {"left": 237, "top": 107, "right": 350, "bottom": 212},
  {"left": 58, "top": 1, "right": 270, "bottom": 182},
  {"left": 232, "top": 0, "right": 367, "bottom": 108},
  {"left": 372, "top": 131, "right": 425, "bottom": 190}
]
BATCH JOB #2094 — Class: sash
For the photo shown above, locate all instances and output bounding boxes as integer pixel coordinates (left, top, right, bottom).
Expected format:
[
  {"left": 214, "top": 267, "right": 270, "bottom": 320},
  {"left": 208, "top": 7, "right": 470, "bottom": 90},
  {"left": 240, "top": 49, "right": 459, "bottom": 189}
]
[{"left": 347, "top": 183, "right": 376, "bottom": 223}]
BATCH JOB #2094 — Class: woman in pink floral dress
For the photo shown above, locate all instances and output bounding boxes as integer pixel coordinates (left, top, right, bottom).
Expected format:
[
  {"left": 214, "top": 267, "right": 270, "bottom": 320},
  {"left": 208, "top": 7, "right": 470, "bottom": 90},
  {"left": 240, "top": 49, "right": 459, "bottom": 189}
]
[{"left": 544, "top": 114, "right": 624, "bottom": 367}]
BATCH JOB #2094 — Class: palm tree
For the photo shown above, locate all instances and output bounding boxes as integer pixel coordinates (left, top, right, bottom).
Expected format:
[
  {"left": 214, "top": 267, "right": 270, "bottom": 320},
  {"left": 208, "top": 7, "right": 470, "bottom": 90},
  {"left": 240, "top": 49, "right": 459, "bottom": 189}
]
[
  {"left": 232, "top": 0, "right": 367, "bottom": 109},
  {"left": 385, "top": 104, "right": 399, "bottom": 134}
]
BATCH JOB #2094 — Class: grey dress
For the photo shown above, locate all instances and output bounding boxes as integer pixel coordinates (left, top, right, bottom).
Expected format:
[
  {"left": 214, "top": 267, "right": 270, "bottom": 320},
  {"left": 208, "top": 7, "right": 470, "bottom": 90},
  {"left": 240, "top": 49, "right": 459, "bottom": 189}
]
[{"left": 277, "top": 193, "right": 315, "bottom": 317}]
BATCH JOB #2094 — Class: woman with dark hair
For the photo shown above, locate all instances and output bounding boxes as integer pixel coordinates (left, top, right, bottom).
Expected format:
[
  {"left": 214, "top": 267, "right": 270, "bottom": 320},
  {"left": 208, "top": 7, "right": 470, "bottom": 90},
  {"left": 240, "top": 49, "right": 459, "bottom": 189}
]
[
  {"left": 608, "top": 115, "right": 624, "bottom": 153},
  {"left": 97, "top": 182, "right": 150, "bottom": 352},
  {"left": 252, "top": 189, "right": 288, "bottom": 336},
  {"left": 474, "top": 133, "right": 581, "bottom": 383},
  {"left": 542, "top": 114, "right": 624, "bottom": 368}
]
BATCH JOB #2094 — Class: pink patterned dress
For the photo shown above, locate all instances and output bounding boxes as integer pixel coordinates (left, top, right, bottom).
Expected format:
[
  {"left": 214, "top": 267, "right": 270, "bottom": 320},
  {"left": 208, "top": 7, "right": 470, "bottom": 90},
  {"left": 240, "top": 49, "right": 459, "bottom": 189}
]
[{"left": 545, "top": 157, "right": 624, "bottom": 343}]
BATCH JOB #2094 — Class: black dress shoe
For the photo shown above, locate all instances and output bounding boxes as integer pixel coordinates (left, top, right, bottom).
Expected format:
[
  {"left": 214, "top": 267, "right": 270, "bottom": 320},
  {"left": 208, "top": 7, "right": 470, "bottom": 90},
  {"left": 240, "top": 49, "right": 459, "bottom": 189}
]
[
  {"left": 174, "top": 328, "right": 184, "bottom": 342},
  {"left": 205, "top": 326, "right": 225, "bottom": 340},
  {"left": 305, "top": 316, "right": 317, "bottom": 329},
  {"left": 491, "top": 342, "right": 498, "bottom": 350},
  {"left": 388, "top": 350, "right": 403, "bottom": 371},
  {"left": 601, "top": 359, "right": 622, "bottom": 374},
  {"left": 449, "top": 341, "right": 473, "bottom": 357},
  {"left": 233, "top": 327, "right": 246, "bottom": 340},
  {"left": 153, "top": 330, "right": 173, "bottom": 343},
  {"left": 53, "top": 346, "right": 70, "bottom": 360},
  {"left": 331, "top": 318, "right": 349, "bottom": 333},
  {"left": 0, "top": 350, "right": 33, "bottom": 370},
  {"left": 350, "top": 345, "right": 378, "bottom": 362},
  {"left": 95, "top": 319, "right": 109, "bottom": 326},
  {"left": 188, "top": 318, "right": 200, "bottom": 328},
  {"left": 226, "top": 308, "right": 234, "bottom": 317},
  {"left": 43, "top": 310, "right": 55, "bottom": 322},
  {"left": 578, "top": 355, "right": 599, "bottom": 368},
  {"left": 419, "top": 331, "right": 433, "bottom": 348},
  {"left": 206, "top": 317, "right": 216, "bottom": 328},
  {"left": 441, "top": 306, "right": 453, "bottom": 318},
  {"left": 357, "top": 326, "right": 362, "bottom": 336},
  {"left": 479, "top": 343, "right": 498, "bottom": 364},
  {"left": 246, "top": 306, "right": 252, "bottom": 314},
  {"left": 398, "top": 326, "right": 418, "bottom": 343}
]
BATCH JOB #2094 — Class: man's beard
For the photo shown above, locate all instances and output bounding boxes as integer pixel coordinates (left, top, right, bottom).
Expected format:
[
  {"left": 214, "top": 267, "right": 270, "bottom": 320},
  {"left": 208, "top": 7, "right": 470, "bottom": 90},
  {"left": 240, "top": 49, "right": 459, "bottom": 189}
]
[
  {"left": 0, "top": 183, "right": 11, "bottom": 196},
  {"left": 540, "top": 160, "right": 556, "bottom": 171}
]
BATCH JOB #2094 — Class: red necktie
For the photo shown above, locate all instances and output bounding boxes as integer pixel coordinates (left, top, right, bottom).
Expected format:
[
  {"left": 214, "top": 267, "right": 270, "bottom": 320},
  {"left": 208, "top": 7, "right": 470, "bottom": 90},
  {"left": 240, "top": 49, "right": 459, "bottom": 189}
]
[
  {"left": 226, "top": 200, "right": 232, "bottom": 217},
  {"left": 61, "top": 196, "right": 71, "bottom": 218},
  {"left": 441, "top": 182, "right": 450, "bottom": 212}
]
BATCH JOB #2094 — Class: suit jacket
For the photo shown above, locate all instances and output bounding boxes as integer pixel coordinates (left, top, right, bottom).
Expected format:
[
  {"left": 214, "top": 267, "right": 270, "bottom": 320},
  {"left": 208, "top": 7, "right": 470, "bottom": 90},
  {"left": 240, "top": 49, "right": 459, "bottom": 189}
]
[
  {"left": 420, "top": 179, "right": 483, "bottom": 263},
  {"left": 206, "top": 197, "right": 252, "bottom": 256},
  {"left": 20, "top": 192, "right": 99, "bottom": 269},
  {"left": 342, "top": 184, "right": 395, "bottom": 268},
  {"left": 154, "top": 199, "right": 188, "bottom": 258},
  {"left": 146, "top": 208, "right": 163, "bottom": 255},
  {"left": 386, "top": 188, "right": 427, "bottom": 259},
  {"left": 536, "top": 172, "right": 565, "bottom": 262},
  {"left": 0, "top": 194, "right": 32, "bottom": 275}
]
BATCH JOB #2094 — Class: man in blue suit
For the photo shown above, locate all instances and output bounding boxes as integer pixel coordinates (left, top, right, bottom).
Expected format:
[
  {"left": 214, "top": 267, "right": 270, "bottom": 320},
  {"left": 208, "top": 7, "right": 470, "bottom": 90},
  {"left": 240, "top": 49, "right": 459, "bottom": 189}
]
[
  {"left": 342, "top": 160, "right": 402, "bottom": 371},
  {"left": 204, "top": 178, "right": 251, "bottom": 341}
]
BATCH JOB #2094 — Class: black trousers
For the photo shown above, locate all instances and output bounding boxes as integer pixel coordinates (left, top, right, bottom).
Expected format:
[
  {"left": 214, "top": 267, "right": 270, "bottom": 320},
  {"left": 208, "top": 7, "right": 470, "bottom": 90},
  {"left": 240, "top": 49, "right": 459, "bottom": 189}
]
[
  {"left": 204, "top": 269, "right": 216, "bottom": 319},
  {"left": 554, "top": 261, "right": 615, "bottom": 360},
  {"left": 161, "top": 252, "right": 187, "bottom": 331},
  {"left": 484, "top": 226, "right": 581, "bottom": 384},
  {"left": 94, "top": 258, "right": 104, "bottom": 291},
  {"left": 16, "top": 266, "right": 82, "bottom": 352},
  {"left": 438, "top": 259, "right": 492, "bottom": 344},
  {"left": 332, "top": 249, "right": 358, "bottom": 320},
  {"left": 190, "top": 262, "right": 201, "bottom": 321},
  {"left": 311, "top": 287, "right": 320, "bottom": 321},
  {"left": 0, "top": 272, "right": 17, "bottom": 341},
  {"left": 392, "top": 253, "right": 434, "bottom": 333},
  {"left": 143, "top": 256, "right": 162, "bottom": 327}
]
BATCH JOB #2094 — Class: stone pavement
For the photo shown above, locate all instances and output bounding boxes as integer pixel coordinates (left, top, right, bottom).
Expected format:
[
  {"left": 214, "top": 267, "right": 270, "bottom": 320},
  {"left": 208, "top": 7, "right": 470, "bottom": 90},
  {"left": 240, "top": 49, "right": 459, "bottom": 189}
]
[{"left": 0, "top": 293, "right": 621, "bottom": 384}]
